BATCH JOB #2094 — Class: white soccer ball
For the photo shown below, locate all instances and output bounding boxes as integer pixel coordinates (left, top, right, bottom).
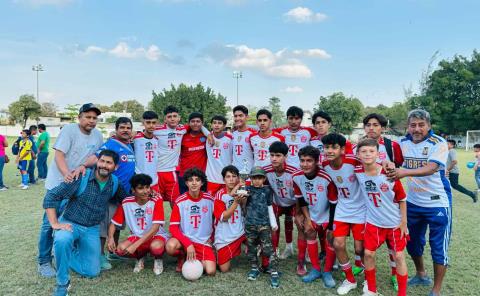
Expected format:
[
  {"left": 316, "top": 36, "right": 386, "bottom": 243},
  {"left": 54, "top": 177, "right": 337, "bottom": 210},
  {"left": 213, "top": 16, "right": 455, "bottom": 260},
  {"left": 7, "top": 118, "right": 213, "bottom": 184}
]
[{"left": 181, "top": 259, "right": 203, "bottom": 281}]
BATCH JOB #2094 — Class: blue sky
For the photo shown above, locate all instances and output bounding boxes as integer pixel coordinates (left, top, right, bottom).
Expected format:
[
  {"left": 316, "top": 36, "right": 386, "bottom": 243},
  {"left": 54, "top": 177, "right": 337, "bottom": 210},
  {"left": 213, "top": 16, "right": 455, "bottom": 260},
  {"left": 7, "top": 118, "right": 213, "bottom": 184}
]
[{"left": 1, "top": 0, "right": 479, "bottom": 112}]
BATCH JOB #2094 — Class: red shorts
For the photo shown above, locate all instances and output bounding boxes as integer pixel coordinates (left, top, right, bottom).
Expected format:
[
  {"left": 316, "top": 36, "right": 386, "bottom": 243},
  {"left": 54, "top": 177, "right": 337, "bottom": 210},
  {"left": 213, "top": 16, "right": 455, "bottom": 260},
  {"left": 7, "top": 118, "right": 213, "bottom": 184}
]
[
  {"left": 333, "top": 221, "right": 365, "bottom": 241},
  {"left": 273, "top": 204, "right": 295, "bottom": 218},
  {"left": 364, "top": 223, "right": 408, "bottom": 252},
  {"left": 157, "top": 171, "right": 180, "bottom": 203},
  {"left": 207, "top": 182, "right": 224, "bottom": 196},
  {"left": 191, "top": 242, "right": 216, "bottom": 262},
  {"left": 151, "top": 183, "right": 160, "bottom": 194},
  {"left": 120, "top": 235, "right": 166, "bottom": 258},
  {"left": 311, "top": 221, "right": 328, "bottom": 235},
  {"left": 216, "top": 235, "right": 246, "bottom": 265}
]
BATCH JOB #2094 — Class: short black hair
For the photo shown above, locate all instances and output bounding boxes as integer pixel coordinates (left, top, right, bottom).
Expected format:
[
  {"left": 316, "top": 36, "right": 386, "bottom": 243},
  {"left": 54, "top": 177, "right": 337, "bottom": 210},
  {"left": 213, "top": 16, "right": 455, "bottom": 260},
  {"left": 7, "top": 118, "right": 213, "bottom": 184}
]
[
  {"left": 269, "top": 141, "right": 289, "bottom": 155},
  {"left": 298, "top": 146, "right": 320, "bottom": 163},
  {"left": 286, "top": 106, "right": 304, "bottom": 118},
  {"left": 22, "top": 129, "right": 31, "bottom": 136},
  {"left": 129, "top": 173, "right": 153, "bottom": 189},
  {"left": 312, "top": 111, "right": 332, "bottom": 124},
  {"left": 256, "top": 109, "right": 272, "bottom": 119},
  {"left": 164, "top": 105, "right": 179, "bottom": 115},
  {"left": 356, "top": 138, "right": 379, "bottom": 151},
  {"left": 115, "top": 117, "right": 133, "bottom": 130},
  {"left": 474, "top": 144, "right": 480, "bottom": 149},
  {"left": 221, "top": 165, "right": 239, "bottom": 178},
  {"left": 233, "top": 105, "right": 248, "bottom": 115},
  {"left": 321, "top": 133, "right": 347, "bottom": 147},
  {"left": 29, "top": 125, "right": 38, "bottom": 131},
  {"left": 143, "top": 111, "right": 159, "bottom": 120},
  {"left": 363, "top": 113, "right": 388, "bottom": 128},
  {"left": 98, "top": 149, "right": 119, "bottom": 164},
  {"left": 211, "top": 115, "right": 227, "bottom": 125},
  {"left": 183, "top": 167, "right": 207, "bottom": 185},
  {"left": 188, "top": 112, "right": 204, "bottom": 122},
  {"left": 38, "top": 124, "right": 46, "bottom": 130},
  {"left": 447, "top": 139, "right": 456, "bottom": 146}
]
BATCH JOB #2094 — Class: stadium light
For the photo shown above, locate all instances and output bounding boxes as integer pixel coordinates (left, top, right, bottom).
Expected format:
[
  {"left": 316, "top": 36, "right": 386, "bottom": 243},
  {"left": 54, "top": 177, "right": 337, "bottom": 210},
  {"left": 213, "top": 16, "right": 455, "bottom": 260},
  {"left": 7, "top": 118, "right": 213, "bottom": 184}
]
[
  {"left": 233, "top": 71, "right": 243, "bottom": 106},
  {"left": 32, "top": 64, "right": 44, "bottom": 102}
]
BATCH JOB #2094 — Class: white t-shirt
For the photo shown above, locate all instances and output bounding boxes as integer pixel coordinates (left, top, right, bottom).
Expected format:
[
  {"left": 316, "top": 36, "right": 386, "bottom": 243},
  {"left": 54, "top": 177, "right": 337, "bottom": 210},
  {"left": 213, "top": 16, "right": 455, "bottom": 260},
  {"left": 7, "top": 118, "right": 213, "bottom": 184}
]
[
  {"left": 263, "top": 164, "right": 298, "bottom": 207},
  {"left": 133, "top": 132, "right": 159, "bottom": 185},
  {"left": 213, "top": 188, "right": 245, "bottom": 249},
  {"left": 206, "top": 133, "right": 233, "bottom": 184},
  {"left": 45, "top": 123, "right": 104, "bottom": 190}
]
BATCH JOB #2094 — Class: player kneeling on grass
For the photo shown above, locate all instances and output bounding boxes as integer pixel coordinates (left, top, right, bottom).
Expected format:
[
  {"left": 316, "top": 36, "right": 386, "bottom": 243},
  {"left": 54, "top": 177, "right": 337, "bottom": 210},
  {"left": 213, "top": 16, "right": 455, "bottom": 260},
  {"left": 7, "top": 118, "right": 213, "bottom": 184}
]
[
  {"left": 214, "top": 165, "right": 246, "bottom": 272},
  {"left": 292, "top": 146, "right": 338, "bottom": 286},
  {"left": 355, "top": 138, "right": 408, "bottom": 296},
  {"left": 107, "top": 173, "right": 169, "bottom": 275},
  {"left": 166, "top": 168, "right": 216, "bottom": 276}
]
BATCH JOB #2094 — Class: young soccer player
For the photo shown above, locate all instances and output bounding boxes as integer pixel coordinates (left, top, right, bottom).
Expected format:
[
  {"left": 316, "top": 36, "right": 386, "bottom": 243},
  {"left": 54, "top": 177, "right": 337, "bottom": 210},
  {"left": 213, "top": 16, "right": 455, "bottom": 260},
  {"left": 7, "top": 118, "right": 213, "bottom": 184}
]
[
  {"left": 322, "top": 133, "right": 366, "bottom": 290},
  {"left": 206, "top": 115, "right": 233, "bottom": 196},
  {"left": 231, "top": 105, "right": 256, "bottom": 172},
  {"left": 273, "top": 106, "right": 316, "bottom": 168},
  {"left": 474, "top": 144, "right": 480, "bottom": 193},
  {"left": 292, "top": 146, "right": 338, "bottom": 285},
  {"left": 107, "top": 174, "right": 168, "bottom": 275},
  {"left": 355, "top": 138, "right": 408, "bottom": 296},
  {"left": 214, "top": 165, "right": 246, "bottom": 272},
  {"left": 16, "top": 129, "right": 33, "bottom": 190},
  {"left": 249, "top": 109, "right": 285, "bottom": 167},
  {"left": 134, "top": 111, "right": 160, "bottom": 192},
  {"left": 263, "top": 141, "right": 298, "bottom": 260},
  {"left": 243, "top": 166, "right": 280, "bottom": 288},
  {"left": 165, "top": 168, "right": 216, "bottom": 276}
]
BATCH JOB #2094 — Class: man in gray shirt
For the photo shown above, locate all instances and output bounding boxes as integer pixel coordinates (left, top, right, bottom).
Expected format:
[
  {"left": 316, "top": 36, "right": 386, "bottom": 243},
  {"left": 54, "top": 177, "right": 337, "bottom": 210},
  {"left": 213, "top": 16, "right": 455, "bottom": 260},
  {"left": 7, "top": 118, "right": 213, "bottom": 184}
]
[
  {"left": 447, "top": 139, "right": 477, "bottom": 202},
  {"left": 37, "top": 103, "right": 104, "bottom": 277}
]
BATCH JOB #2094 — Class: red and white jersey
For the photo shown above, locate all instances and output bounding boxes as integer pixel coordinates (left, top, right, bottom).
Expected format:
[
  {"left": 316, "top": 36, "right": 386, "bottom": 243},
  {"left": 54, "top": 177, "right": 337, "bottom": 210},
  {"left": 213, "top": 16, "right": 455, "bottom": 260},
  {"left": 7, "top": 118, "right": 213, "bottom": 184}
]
[
  {"left": 213, "top": 188, "right": 245, "bottom": 249},
  {"left": 352, "top": 137, "right": 404, "bottom": 167},
  {"left": 311, "top": 136, "right": 355, "bottom": 166},
  {"left": 231, "top": 128, "right": 256, "bottom": 172},
  {"left": 274, "top": 127, "right": 316, "bottom": 168},
  {"left": 206, "top": 133, "right": 233, "bottom": 184},
  {"left": 355, "top": 167, "right": 406, "bottom": 228},
  {"left": 250, "top": 132, "right": 285, "bottom": 167},
  {"left": 111, "top": 196, "right": 169, "bottom": 239},
  {"left": 263, "top": 164, "right": 298, "bottom": 207},
  {"left": 292, "top": 169, "right": 338, "bottom": 224},
  {"left": 133, "top": 132, "right": 159, "bottom": 185},
  {"left": 322, "top": 155, "right": 366, "bottom": 224},
  {"left": 170, "top": 192, "right": 214, "bottom": 245},
  {"left": 153, "top": 124, "right": 188, "bottom": 172}
]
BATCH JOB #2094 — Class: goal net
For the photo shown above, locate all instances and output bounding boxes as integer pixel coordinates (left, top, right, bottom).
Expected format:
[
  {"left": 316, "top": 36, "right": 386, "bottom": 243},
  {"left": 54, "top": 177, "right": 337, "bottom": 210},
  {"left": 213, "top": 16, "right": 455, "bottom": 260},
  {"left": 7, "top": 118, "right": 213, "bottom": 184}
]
[{"left": 465, "top": 130, "right": 480, "bottom": 151}]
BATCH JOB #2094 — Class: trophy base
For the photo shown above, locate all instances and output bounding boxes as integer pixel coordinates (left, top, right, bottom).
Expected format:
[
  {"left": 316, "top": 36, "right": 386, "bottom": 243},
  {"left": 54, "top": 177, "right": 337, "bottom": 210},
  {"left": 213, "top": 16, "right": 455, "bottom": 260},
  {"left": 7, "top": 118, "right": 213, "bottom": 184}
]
[{"left": 237, "top": 189, "right": 248, "bottom": 195}]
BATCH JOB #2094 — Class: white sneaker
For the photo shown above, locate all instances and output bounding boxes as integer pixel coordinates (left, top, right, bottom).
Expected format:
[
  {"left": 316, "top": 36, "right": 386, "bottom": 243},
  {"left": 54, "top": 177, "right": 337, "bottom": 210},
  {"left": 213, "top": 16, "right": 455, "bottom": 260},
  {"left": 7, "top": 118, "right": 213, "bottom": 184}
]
[
  {"left": 133, "top": 258, "right": 145, "bottom": 273},
  {"left": 337, "top": 279, "right": 357, "bottom": 295},
  {"left": 305, "top": 251, "right": 311, "bottom": 263},
  {"left": 153, "top": 259, "right": 163, "bottom": 275},
  {"left": 363, "top": 280, "right": 368, "bottom": 293},
  {"left": 279, "top": 243, "right": 294, "bottom": 259},
  {"left": 0, "top": 187, "right": 7, "bottom": 191},
  {"left": 21, "top": 185, "right": 29, "bottom": 190}
]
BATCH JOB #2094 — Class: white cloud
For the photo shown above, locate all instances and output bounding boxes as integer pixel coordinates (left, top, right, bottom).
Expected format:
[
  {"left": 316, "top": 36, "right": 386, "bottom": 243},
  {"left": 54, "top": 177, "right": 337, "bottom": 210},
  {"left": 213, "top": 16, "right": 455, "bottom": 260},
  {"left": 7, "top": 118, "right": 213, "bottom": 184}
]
[
  {"left": 283, "top": 86, "right": 304, "bottom": 93},
  {"left": 292, "top": 49, "right": 331, "bottom": 59},
  {"left": 13, "top": 0, "right": 73, "bottom": 7},
  {"left": 284, "top": 7, "right": 327, "bottom": 23},
  {"left": 74, "top": 42, "right": 168, "bottom": 62}
]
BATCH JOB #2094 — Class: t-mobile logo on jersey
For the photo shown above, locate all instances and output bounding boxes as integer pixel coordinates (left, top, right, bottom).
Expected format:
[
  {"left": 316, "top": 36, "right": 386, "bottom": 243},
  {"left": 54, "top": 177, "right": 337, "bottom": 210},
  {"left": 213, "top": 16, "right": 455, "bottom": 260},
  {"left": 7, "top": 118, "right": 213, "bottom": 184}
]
[
  {"left": 306, "top": 192, "right": 317, "bottom": 205},
  {"left": 367, "top": 192, "right": 382, "bottom": 207},
  {"left": 338, "top": 187, "right": 350, "bottom": 198},
  {"left": 167, "top": 139, "right": 177, "bottom": 149},
  {"left": 289, "top": 144, "right": 298, "bottom": 156},
  {"left": 190, "top": 215, "right": 201, "bottom": 228},
  {"left": 145, "top": 150, "right": 155, "bottom": 162},
  {"left": 235, "top": 145, "right": 243, "bottom": 155},
  {"left": 212, "top": 148, "right": 221, "bottom": 159},
  {"left": 258, "top": 150, "right": 268, "bottom": 160}
]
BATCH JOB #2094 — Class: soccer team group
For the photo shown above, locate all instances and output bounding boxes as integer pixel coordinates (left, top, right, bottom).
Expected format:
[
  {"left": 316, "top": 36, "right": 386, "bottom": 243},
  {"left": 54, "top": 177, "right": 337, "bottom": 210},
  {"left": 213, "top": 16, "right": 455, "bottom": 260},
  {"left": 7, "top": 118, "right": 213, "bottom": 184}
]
[{"left": 38, "top": 103, "right": 454, "bottom": 296}]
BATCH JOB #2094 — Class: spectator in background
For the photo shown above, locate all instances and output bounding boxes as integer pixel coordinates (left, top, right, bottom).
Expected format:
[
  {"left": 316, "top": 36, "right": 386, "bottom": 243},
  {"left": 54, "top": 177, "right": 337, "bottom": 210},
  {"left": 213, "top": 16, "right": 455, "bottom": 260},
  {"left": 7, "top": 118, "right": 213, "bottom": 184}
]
[
  {"left": 36, "top": 124, "right": 50, "bottom": 181},
  {"left": 16, "top": 129, "right": 33, "bottom": 190},
  {"left": 27, "top": 125, "right": 38, "bottom": 184},
  {"left": 446, "top": 139, "right": 477, "bottom": 202},
  {"left": 0, "top": 133, "right": 8, "bottom": 191}
]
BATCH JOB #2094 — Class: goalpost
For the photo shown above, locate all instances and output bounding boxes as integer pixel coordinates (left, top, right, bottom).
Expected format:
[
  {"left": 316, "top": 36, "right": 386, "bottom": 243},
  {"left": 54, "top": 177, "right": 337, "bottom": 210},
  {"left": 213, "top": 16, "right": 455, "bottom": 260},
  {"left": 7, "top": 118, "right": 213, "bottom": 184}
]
[{"left": 465, "top": 130, "right": 480, "bottom": 151}]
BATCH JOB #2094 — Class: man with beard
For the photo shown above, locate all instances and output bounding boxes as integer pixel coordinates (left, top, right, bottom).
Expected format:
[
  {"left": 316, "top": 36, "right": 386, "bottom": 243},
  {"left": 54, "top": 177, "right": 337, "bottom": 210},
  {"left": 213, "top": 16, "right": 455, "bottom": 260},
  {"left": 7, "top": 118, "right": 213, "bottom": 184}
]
[{"left": 43, "top": 149, "right": 128, "bottom": 296}]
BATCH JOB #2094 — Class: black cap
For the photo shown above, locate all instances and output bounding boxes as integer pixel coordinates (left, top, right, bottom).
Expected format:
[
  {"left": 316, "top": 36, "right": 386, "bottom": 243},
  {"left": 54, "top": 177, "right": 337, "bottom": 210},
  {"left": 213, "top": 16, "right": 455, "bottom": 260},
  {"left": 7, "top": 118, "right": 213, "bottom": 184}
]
[{"left": 79, "top": 103, "right": 101, "bottom": 115}]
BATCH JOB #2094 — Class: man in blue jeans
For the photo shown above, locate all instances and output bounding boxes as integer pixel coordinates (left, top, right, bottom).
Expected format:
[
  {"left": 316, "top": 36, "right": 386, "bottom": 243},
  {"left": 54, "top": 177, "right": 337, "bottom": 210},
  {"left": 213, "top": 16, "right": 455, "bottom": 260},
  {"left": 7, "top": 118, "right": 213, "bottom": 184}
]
[
  {"left": 43, "top": 150, "right": 127, "bottom": 296},
  {"left": 36, "top": 124, "right": 50, "bottom": 180},
  {"left": 27, "top": 125, "right": 38, "bottom": 184}
]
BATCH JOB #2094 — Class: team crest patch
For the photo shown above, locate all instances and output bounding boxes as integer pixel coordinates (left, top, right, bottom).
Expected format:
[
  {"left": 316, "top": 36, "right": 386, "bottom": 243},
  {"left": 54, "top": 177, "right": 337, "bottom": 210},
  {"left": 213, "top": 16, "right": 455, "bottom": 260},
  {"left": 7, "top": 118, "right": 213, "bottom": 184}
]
[
  {"left": 215, "top": 141, "right": 220, "bottom": 147},
  {"left": 120, "top": 155, "right": 128, "bottom": 162},
  {"left": 422, "top": 147, "right": 429, "bottom": 156},
  {"left": 317, "top": 185, "right": 324, "bottom": 192},
  {"left": 285, "top": 180, "right": 293, "bottom": 187},
  {"left": 305, "top": 181, "right": 314, "bottom": 191},
  {"left": 291, "top": 134, "right": 296, "bottom": 142},
  {"left": 202, "top": 206, "right": 209, "bottom": 213},
  {"left": 380, "top": 183, "right": 389, "bottom": 192},
  {"left": 200, "top": 137, "right": 206, "bottom": 143},
  {"left": 336, "top": 176, "right": 343, "bottom": 183},
  {"left": 146, "top": 207, "right": 153, "bottom": 215},
  {"left": 223, "top": 142, "right": 229, "bottom": 149},
  {"left": 348, "top": 174, "right": 356, "bottom": 183},
  {"left": 260, "top": 141, "right": 266, "bottom": 148},
  {"left": 301, "top": 135, "right": 307, "bottom": 143}
]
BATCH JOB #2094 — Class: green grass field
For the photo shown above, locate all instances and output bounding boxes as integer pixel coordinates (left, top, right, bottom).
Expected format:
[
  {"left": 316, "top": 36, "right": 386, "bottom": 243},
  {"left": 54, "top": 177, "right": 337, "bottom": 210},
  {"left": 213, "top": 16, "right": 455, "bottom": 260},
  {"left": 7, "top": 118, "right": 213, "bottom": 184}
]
[{"left": 0, "top": 148, "right": 478, "bottom": 296}]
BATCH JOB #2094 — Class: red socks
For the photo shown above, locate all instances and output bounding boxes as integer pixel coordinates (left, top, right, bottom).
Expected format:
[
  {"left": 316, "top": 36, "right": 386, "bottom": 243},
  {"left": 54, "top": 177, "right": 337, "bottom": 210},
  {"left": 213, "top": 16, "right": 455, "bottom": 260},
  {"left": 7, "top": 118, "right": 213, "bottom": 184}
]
[
  {"left": 307, "top": 240, "right": 321, "bottom": 271},
  {"left": 354, "top": 254, "right": 364, "bottom": 268},
  {"left": 297, "top": 238, "right": 307, "bottom": 263},
  {"left": 272, "top": 227, "right": 280, "bottom": 251},
  {"left": 340, "top": 262, "right": 356, "bottom": 284},
  {"left": 323, "top": 240, "right": 336, "bottom": 272},
  {"left": 397, "top": 273, "right": 408, "bottom": 296},
  {"left": 365, "top": 268, "right": 377, "bottom": 293}
]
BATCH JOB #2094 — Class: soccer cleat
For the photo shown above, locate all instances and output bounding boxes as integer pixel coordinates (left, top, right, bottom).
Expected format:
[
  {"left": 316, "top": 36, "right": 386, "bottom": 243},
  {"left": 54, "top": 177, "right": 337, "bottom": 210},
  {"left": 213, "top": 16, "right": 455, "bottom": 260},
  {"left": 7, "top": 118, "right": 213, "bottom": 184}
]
[
  {"left": 175, "top": 257, "right": 185, "bottom": 272},
  {"left": 247, "top": 268, "right": 261, "bottom": 281},
  {"left": 133, "top": 257, "right": 145, "bottom": 273},
  {"left": 270, "top": 272, "right": 280, "bottom": 288},
  {"left": 322, "top": 271, "right": 336, "bottom": 288},
  {"left": 337, "top": 279, "right": 357, "bottom": 295},
  {"left": 408, "top": 274, "right": 432, "bottom": 286},
  {"left": 153, "top": 259, "right": 163, "bottom": 275},
  {"left": 353, "top": 266, "right": 365, "bottom": 276},
  {"left": 279, "top": 244, "right": 294, "bottom": 259},
  {"left": 53, "top": 281, "right": 71, "bottom": 296},
  {"left": 302, "top": 268, "right": 322, "bottom": 283},
  {"left": 391, "top": 275, "right": 398, "bottom": 291},
  {"left": 100, "top": 255, "right": 112, "bottom": 271},
  {"left": 38, "top": 262, "right": 56, "bottom": 278},
  {"left": 296, "top": 262, "right": 307, "bottom": 276}
]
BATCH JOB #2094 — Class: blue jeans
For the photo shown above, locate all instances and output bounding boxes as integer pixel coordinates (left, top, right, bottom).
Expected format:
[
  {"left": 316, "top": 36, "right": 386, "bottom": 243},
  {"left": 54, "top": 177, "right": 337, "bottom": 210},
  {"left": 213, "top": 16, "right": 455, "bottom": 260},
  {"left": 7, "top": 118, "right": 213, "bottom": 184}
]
[
  {"left": 28, "top": 159, "right": 36, "bottom": 184},
  {"left": 54, "top": 218, "right": 101, "bottom": 286},
  {"left": 0, "top": 156, "right": 5, "bottom": 187},
  {"left": 38, "top": 199, "right": 67, "bottom": 265},
  {"left": 475, "top": 169, "right": 480, "bottom": 189},
  {"left": 37, "top": 152, "right": 49, "bottom": 179}
]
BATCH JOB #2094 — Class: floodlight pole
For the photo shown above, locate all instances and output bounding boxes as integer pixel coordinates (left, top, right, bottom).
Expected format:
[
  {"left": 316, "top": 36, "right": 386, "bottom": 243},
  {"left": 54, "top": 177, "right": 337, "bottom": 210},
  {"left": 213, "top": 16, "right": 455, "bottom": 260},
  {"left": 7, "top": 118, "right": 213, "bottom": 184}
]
[
  {"left": 233, "top": 71, "right": 243, "bottom": 105},
  {"left": 32, "top": 64, "right": 44, "bottom": 102}
]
